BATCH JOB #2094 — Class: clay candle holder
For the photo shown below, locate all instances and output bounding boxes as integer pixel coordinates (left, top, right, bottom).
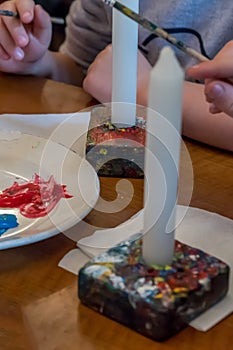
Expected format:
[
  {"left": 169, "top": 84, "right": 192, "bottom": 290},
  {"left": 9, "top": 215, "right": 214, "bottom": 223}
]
[
  {"left": 85, "top": 104, "right": 146, "bottom": 178},
  {"left": 78, "top": 236, "right": 229, "bottom": 341}
]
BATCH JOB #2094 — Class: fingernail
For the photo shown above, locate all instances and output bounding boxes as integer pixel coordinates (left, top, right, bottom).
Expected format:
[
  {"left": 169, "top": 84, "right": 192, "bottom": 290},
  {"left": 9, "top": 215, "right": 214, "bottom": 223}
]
[
  {"left": 17, "top": 35, "right": 28, "bottom": 47},
  {"left": 190, "top": 64, "right": 200, "bottom": 70},
  {"left": 14, "top": 47, "right": 24, "bottom": 60},
  {"left": 209, "top": 84, "right": 224, "bottom": 98},
  {"left": 22, "top": 11, "right": 32, "bottom": 22}
]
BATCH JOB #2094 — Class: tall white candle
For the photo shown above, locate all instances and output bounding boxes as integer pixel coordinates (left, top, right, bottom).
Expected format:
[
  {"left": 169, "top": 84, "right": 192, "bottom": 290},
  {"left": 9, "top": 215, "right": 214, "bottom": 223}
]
[
  {"left": 112, "top": 0, "right": 139, "bottom": 126},
  {"left": 143, "top": 47, "right": 184, "bottom": 266}
]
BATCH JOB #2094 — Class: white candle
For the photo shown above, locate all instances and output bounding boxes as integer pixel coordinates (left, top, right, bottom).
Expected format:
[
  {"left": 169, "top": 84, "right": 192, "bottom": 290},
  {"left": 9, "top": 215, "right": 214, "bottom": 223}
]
[
  {"left": 112, "top": 0, "right": 139, "bottom": 126},
  {"left": 143, "top": 47, "right": 184, "bottom": 266}
]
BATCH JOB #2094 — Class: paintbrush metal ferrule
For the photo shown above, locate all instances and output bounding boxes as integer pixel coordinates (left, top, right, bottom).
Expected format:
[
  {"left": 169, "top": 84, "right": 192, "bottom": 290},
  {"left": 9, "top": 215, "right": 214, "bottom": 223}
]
[
  {"left": 103, "top": 0, "right": 115, "bottom": 6},
  {"left": 50, "top": 16, "right": 65, "bottom": 25}
]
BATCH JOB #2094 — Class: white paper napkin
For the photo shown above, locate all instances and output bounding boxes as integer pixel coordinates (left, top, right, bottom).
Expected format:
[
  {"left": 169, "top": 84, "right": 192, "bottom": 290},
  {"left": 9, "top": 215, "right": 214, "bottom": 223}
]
[
  {"left": 58, "top": 205, "right": 233, "bottom": 332},
  {"left": 0, "top": 112, "right": 90, "bottom": 157}
]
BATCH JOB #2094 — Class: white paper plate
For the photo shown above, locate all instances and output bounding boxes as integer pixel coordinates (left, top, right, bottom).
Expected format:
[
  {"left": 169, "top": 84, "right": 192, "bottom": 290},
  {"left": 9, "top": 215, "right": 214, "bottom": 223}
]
[{"left": 0, "top": 133, "right": 99, "bottom": 249}]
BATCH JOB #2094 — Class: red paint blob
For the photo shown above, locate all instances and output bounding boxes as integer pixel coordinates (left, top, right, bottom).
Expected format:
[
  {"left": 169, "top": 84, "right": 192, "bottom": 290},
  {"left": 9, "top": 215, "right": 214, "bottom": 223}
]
[{"left": 0, "top": 174, "right": 72, "bottom": 218}]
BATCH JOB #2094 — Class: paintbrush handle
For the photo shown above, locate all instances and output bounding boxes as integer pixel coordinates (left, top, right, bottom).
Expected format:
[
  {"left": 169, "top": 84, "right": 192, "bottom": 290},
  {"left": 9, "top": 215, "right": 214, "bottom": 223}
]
[
  {"left": 0, "top": 9, "right": 18, "bottom": 17},
  {"left": 104, "top": 2, "right": 233, "bottom": 87},
  {"left": 0, "top": 9, "right": 65, "bottom": 25}
]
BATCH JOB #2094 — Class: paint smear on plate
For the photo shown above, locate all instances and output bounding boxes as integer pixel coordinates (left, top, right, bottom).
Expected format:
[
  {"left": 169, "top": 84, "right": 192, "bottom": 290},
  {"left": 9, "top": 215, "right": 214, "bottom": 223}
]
[{"left": 0, "top": 174, "right": 73, "bottom": 218}]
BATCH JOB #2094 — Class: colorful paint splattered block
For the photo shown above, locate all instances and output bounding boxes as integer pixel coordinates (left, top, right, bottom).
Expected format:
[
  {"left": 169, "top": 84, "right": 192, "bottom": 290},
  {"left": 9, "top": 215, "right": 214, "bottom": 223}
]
[
  {"left": 86, "top": 117, "right": 146, "bottom": 178},
  {"left": 78, "top": 237, "right": 229, "bottom": 341}
]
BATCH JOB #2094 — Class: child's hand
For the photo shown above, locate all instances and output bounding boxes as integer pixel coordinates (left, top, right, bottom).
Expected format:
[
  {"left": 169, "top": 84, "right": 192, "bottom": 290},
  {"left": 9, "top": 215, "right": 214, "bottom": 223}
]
[
  {"left": 83, "top": 44, "right": 151, "bottom": 105},
  {"left": 83, "top": 44, "right": 113, "bottom": 103},
  {"left": 0, "top": 0, "right": 52, "bottom": 75},
  {"left": 187, "top": 41, "right": 233, "bottom": 117}
]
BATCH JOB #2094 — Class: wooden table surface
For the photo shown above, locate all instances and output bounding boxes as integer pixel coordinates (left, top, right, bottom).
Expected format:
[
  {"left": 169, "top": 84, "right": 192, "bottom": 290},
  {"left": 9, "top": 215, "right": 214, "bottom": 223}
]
[{"left": 0, "top": 74, "right": 232, "bottom": 350}]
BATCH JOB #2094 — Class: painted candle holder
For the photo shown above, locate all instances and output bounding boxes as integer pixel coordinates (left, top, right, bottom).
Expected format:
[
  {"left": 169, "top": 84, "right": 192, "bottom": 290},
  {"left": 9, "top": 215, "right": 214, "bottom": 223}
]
[
  {"left": 78, "top": 236, "right": 229, "bottom": 341},
  {"left": 85, "top": 104, "right": 146, "bottom": 178}
]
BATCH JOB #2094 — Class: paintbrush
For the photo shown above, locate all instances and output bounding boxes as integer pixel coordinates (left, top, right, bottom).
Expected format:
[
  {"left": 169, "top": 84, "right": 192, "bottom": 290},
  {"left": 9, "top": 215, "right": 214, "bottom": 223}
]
[
  {"left": 104, "top": 0, "right": 233, "bottom": 86},
  {"left": 102, "top": 0, "right": 209, "bottom": 63},
  {"left": 0, "top": 9, "right": 65, "bottom": 25}
]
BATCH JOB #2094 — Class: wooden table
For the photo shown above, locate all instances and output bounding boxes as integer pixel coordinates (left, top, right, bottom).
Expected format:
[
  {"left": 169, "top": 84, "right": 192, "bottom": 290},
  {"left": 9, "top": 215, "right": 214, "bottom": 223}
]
[{"left": 0, "top": 74, "right": 232, "bottom": 350}]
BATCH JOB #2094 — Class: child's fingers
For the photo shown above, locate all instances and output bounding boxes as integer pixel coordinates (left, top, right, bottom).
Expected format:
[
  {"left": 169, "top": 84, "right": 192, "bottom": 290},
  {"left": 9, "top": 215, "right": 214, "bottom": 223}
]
[
  {"left": 0, "top": 19, "right": 25, "bottom": 60},
  {"left": 205, "top": 80, "right": 233, "bottom": 117},
  {"left": 0, "top": 2, "right": 30, "bottom": 48}
]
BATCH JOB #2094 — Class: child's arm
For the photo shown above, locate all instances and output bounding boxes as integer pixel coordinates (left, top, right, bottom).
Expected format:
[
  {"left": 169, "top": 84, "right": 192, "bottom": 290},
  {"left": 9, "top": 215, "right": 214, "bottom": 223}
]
[{"left": 182, "top": 80, "right": 233, "bottom": 151}]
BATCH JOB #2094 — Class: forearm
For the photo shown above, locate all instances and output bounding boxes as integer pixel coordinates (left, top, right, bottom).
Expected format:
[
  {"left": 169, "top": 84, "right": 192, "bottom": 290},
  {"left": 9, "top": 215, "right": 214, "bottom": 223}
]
[{"left": 182, "top": 81, "right": 233, "bottom": 151}]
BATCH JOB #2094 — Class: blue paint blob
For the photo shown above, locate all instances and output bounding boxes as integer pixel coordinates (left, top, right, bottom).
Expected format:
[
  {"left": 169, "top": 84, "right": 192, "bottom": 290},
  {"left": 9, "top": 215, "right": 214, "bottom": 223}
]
[{"left": 0, "top": 214, "right": 19, "bottom": 236}]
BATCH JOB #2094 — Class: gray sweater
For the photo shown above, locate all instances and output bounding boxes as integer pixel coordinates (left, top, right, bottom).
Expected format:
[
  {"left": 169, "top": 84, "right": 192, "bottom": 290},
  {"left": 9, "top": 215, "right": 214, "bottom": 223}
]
[{"left": 60, "top": 0, "right": 233, "bottom": 73}]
